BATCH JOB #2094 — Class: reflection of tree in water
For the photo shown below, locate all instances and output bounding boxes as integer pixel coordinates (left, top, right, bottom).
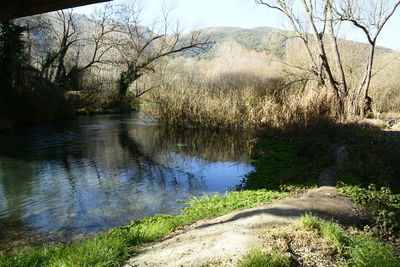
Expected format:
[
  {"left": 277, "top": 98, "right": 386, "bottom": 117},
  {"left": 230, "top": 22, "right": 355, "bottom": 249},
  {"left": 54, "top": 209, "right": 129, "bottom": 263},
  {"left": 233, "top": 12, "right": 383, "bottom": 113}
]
[
  {"left": 0, "top": 159, "right": 41, "bottom": 251},
  {"left": 126, "top": 124, "right": 257, "bottom": 163},
  {"left": 117, "top": 121, "right": 205, "bottom": 195},
  {"left": 0, "top": 115, "right": 254, "bottom": 250}
]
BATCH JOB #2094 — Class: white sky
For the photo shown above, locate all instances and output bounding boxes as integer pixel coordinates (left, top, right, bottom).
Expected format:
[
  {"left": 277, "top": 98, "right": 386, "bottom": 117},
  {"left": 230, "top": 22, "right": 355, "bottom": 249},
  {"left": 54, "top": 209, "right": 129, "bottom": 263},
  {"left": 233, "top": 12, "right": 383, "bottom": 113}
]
[{"left": 75, "top": 0, "right": 400, "bottom": 50}]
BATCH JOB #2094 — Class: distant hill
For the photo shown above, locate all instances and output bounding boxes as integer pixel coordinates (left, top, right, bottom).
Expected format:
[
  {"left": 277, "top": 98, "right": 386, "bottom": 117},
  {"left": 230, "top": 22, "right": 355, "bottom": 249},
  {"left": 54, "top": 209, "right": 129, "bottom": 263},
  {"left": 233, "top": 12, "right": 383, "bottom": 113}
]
[
  {"left": 22, "top": 12, "right": 396, "bottom": 62},
  {"left": 179, "top": 26, "right": 395, "bottom": 59},
  {"left": 203, "top": 26, "right": 284, "bottom": 51},
  {"left": 178, "top": 26, "right": 287, "bottom": 58}
]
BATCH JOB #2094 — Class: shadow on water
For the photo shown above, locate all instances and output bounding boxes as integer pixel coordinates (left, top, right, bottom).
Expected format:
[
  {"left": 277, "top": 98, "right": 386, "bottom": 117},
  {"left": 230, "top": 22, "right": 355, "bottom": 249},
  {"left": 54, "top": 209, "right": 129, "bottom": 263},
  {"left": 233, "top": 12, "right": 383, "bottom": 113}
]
[{"left": 0, "top": 115, "right": 256, "bottom": 252}]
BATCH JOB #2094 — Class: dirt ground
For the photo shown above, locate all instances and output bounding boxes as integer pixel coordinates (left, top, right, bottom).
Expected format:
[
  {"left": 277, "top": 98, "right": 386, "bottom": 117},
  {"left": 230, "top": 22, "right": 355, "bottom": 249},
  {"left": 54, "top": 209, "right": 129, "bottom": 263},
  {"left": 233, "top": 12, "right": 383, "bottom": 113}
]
[{"left": 125, "top": 146, "right": 368, "bottom": 267}]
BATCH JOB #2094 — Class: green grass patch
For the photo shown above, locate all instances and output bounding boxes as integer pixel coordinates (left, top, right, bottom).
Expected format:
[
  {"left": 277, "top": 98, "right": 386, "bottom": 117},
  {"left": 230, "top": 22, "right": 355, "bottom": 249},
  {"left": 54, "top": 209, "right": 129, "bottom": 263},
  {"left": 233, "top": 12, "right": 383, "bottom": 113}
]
[
  {"left": 301, "top": 213, "right": 349, "bottom": 252},
  {"left": 300, "top": 212, "right": 322, "bottom": 231},
  {"left": 237, "top": 249, "right": 291, "bottom": 267},
  {"left": 347, "top": 236, "right": 400, "bottom": 267},
  {"left": 300, "top": 214, "right": 400, "bottom": 267},
  {"left": 242, "top": 138, "right": 332, "bottom": 191},
  {"left": 0, "top": 190, "right": 288, "bottom": 267}
]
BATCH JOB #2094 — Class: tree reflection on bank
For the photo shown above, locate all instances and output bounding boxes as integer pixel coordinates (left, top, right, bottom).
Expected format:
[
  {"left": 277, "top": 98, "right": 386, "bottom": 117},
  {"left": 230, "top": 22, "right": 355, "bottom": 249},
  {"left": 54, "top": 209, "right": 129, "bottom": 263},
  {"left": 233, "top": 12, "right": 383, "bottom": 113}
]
[{"left": 0, "top": 115, "right": 255, "bottom": 251}]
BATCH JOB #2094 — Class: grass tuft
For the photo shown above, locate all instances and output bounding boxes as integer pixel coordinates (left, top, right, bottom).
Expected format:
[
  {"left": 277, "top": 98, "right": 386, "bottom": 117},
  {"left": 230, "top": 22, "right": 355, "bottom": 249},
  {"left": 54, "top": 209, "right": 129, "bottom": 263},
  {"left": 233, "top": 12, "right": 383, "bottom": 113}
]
[
  {"left": 300, "top": 214, "right": 348, "bottom": 251},
  {"left": 237, "top": 249, "right": 291, "bottom": 267},
  {"left": 320, "top": 221, "right": 350, "bottom": 252},
  {"left": 300, "top": 213, "right": 322, "bottom": 231}
]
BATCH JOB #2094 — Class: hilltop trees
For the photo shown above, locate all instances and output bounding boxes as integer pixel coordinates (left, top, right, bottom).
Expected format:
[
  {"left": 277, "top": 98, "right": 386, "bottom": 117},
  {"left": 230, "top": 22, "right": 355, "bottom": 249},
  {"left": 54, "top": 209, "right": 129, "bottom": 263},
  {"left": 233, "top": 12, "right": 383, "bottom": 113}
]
[{"left": 257, "top": 0, "right": 400, "bottom": 118}]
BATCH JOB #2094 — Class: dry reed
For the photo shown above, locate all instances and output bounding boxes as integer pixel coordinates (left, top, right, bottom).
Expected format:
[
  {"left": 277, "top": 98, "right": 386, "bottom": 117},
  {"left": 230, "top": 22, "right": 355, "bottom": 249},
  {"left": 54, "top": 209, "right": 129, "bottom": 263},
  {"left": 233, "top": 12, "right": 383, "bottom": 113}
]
[{"left": 139, "top": 40, "right": 400, "bottom": 131}]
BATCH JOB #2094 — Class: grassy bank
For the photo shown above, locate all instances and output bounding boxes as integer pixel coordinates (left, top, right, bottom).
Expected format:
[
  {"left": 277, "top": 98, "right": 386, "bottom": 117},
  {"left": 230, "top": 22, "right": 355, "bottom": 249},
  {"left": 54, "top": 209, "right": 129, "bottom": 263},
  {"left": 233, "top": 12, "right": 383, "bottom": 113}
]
[
  {"left": 238, "top": 124, "right": 400, "bottom": 266},
  {"left": 0, "top": 190, "right": 288, "bottom": 266},
  {"left": 242, "top": 137, "right": 333, "bottom": 191},
  {"left": 300, "top": 214, "right": 400, "bottom": 266}
]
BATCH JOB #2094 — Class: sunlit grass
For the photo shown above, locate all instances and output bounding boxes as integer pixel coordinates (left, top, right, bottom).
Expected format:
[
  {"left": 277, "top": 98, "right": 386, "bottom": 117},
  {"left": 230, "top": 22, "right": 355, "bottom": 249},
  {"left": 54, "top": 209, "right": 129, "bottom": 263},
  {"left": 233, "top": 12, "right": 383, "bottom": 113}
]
[
  {"left": 347, "top": 236, "right": 400, "bottom": 267},
  {"left": 300, "top": 214, "right": 400, "bottom": 267},
  {"left": 301, "top": 213, "right": 349, "bottom": 252},
  {"left": 237, "top": 249, "right": 291, "bottom": 267}
]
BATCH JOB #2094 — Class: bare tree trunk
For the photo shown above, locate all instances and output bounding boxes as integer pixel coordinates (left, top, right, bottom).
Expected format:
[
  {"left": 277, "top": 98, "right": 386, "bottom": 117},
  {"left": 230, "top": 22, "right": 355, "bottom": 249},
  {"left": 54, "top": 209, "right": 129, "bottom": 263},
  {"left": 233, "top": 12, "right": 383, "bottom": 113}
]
[
  {"left": 327, "top": 1, "right": 348, "bottom": 119},
  {"left": 302, "top": 0, "right": 344, "bottom": 118},
  {"left": 361, "top": 43, "right": 376, "bottom": 117},
  {"left": 349, "top": 42, "right": 375, "bottom": 117}
]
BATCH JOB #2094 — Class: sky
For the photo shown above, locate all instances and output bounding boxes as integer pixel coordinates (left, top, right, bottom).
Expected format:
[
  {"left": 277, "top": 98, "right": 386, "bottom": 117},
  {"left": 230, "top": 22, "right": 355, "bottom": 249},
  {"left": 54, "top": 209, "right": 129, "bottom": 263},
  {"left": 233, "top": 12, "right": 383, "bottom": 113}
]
[{"left": 75, "top": 0, "right": 400, "bottom": 50}]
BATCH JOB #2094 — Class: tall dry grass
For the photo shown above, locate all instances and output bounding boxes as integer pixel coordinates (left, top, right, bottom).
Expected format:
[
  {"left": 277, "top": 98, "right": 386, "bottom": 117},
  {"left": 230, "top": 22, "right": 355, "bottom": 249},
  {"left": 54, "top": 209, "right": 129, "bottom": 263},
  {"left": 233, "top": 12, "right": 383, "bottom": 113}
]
[
  {"left": 139, "top": 39, "right": 400, "bottom": 131},
  {"left": 143, "top": 81, "right": 333, "bottom": 132},
  {"left": 141, "top": 43, "right": 334, "bottom": 132},
  {"left": 274, "top": 37, "right": 400, "bottom": 117},
  {"left": 370, "top": 51, "right": 400, "bottom": 115}
]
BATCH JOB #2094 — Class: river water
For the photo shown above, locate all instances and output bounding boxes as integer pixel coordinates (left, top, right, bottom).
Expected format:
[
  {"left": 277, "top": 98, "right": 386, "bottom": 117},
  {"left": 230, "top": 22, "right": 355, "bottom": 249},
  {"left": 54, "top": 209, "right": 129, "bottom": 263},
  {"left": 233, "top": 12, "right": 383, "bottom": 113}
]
[{"left": 0, "top": 115, "right": 255, "bottom": 250}]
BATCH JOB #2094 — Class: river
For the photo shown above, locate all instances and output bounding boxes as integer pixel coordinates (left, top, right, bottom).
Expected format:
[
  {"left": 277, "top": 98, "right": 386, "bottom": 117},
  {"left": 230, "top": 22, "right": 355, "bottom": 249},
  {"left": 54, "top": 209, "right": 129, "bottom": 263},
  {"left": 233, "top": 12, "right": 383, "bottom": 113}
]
[{"left": 0, "top": 115, "right": 255, "bottom": 251}]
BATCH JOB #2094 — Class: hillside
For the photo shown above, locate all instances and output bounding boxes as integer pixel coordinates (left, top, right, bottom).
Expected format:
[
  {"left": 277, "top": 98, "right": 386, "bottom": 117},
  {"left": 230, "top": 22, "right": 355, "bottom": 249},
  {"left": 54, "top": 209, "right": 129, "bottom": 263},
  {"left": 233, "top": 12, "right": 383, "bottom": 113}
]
[{"left": 181, "top": 26, "right": 395, "bottom": 58}]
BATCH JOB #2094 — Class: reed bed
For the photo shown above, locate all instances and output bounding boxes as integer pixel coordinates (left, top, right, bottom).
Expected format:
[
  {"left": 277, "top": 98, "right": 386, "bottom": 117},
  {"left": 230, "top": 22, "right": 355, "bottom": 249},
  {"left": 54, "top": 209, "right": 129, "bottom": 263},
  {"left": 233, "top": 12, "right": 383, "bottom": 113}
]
[
  {"left": 142, "top": 62, "right": 333, "bottom": 133},
  {"left": 140, "top": 41, "right": 400, "bottom": 131}
]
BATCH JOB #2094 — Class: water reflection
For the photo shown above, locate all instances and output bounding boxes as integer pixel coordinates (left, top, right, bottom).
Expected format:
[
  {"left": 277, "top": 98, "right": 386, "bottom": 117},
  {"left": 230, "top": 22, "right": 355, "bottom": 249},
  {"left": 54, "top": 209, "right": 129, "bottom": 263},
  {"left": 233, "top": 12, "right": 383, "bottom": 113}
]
[{"left": 0, "top": 115, "right": 255, "bottom": 251}]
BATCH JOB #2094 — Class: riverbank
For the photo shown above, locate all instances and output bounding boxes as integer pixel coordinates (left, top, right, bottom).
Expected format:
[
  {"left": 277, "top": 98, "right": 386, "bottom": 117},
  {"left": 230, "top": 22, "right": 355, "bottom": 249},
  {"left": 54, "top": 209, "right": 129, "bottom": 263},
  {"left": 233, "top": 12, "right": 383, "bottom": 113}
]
[
  {"left": 1, "top": 120, "right": 399, "bottom": 266},
  {"left": 126, "top": 121, "right": 400, "bottom": 266},
  {"left": 126, "top": 186, "right": 368, "bottom": 266}
]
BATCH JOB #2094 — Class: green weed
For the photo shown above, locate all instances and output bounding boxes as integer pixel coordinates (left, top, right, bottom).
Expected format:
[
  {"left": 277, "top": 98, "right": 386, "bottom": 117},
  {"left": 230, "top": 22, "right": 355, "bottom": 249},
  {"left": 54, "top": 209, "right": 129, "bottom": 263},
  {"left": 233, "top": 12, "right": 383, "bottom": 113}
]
[
  {"left": 338, "top": 184, "right": 400, "bottom": 238},
  {"left": 337, "top": 144, "right": 396, "bottom": 189}
]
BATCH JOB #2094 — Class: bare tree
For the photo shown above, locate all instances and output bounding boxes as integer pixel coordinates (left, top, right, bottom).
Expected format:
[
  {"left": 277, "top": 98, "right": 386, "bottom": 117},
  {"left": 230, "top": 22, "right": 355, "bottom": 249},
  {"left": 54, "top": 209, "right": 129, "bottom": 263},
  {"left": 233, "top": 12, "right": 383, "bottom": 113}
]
[
  {"left": 257, "top": 0, "right": 346, "bottom": 117},
  {"left": 111, "top": 2, "right": 209, "bottom": 104},
  {"left": 41, "top": 9, "right": 79, "bottom": 86},
  {"left": 336, "top": 0, "right": 400, "bottom": 116},
  {"left": 257, "top": 0, "right": 400, "bottom": 118},
  {"left": 22, "top": 7, "right": 116, "bottom": 89}
]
